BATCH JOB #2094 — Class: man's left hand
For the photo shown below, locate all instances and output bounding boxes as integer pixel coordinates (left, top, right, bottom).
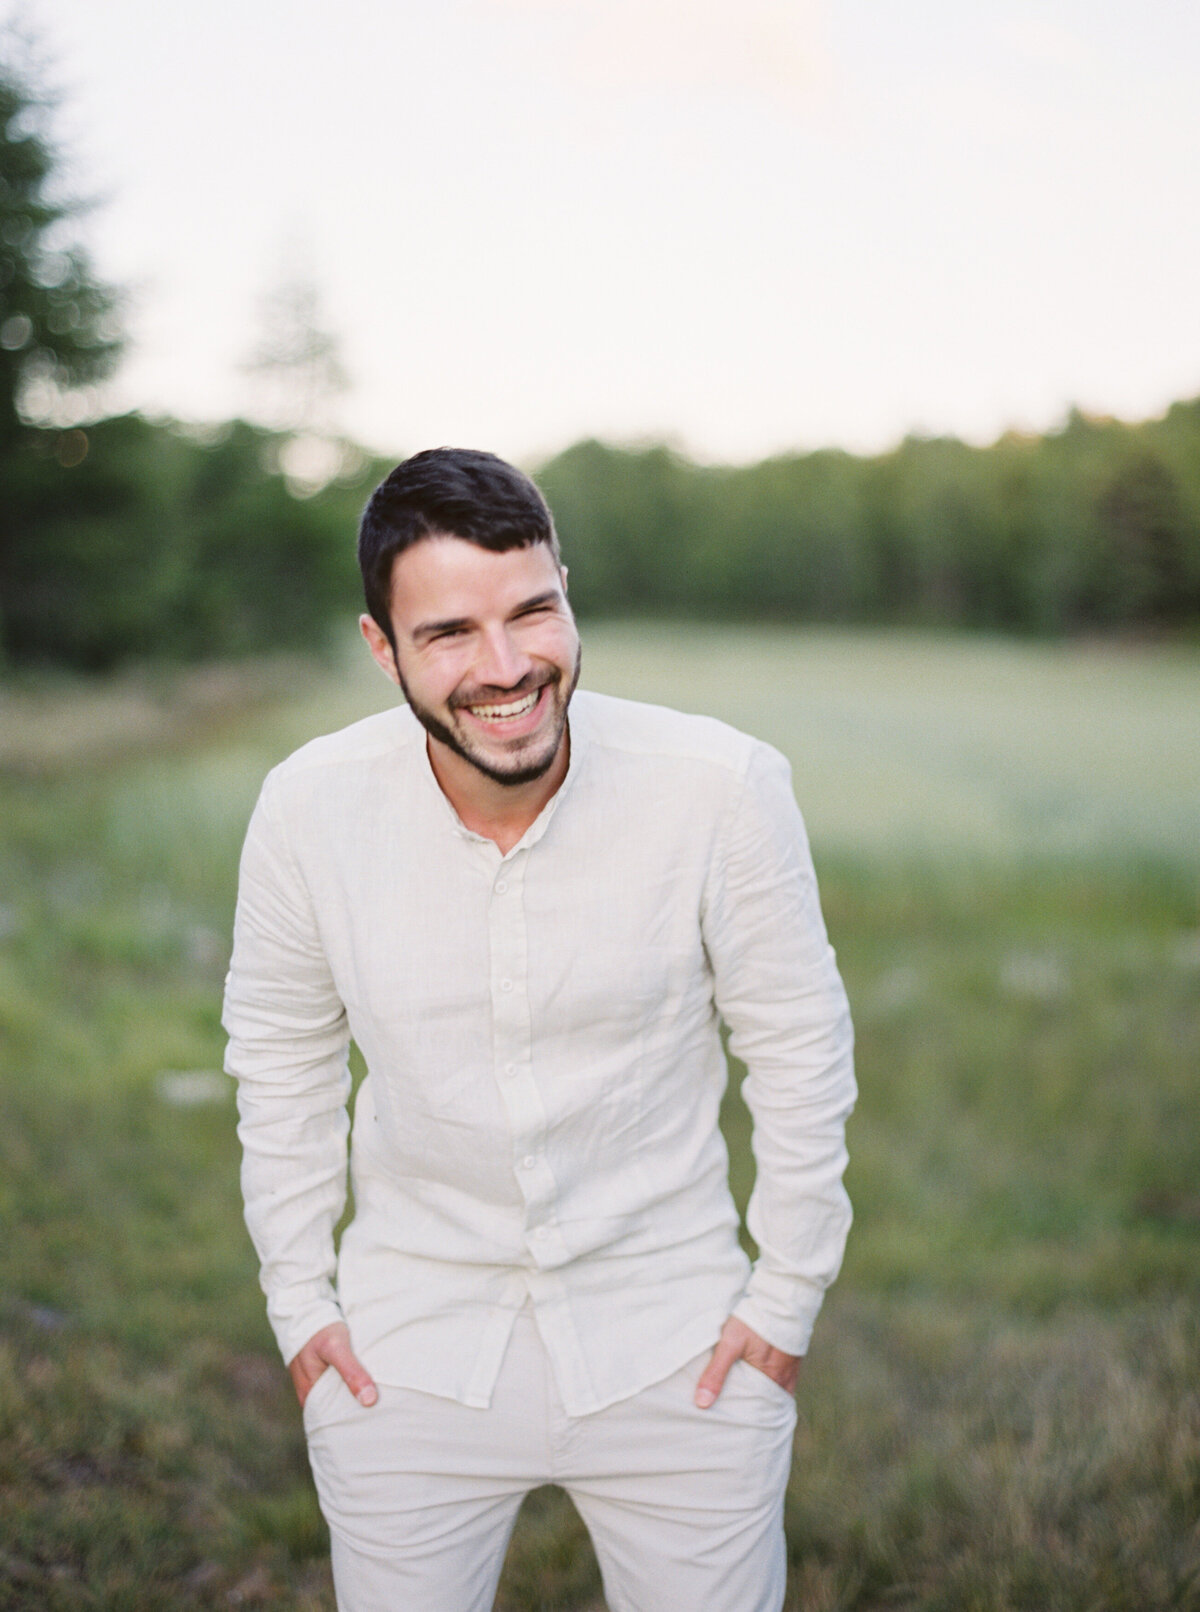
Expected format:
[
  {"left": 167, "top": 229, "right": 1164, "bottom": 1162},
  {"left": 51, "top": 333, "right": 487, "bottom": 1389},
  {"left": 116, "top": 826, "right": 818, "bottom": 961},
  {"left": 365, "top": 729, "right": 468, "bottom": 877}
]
[{"left": 694, "top": 1315, "right": 802, "bottom": 1408}]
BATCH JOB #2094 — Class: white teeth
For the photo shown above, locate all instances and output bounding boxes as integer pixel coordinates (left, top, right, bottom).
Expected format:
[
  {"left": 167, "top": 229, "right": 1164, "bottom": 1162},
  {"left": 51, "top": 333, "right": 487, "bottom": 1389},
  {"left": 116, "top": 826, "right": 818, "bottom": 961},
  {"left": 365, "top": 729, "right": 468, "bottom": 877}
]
[{"left": 468, "top": 689, "right": 539, "bottom": 721}]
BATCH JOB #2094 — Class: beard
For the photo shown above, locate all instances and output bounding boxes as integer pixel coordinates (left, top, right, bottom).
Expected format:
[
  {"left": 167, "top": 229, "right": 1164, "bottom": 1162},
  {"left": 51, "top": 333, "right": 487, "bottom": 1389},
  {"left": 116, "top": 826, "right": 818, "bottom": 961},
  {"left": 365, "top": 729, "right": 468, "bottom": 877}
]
[{"left": 398, "top": 642, "right": 582, "bottom": 788}]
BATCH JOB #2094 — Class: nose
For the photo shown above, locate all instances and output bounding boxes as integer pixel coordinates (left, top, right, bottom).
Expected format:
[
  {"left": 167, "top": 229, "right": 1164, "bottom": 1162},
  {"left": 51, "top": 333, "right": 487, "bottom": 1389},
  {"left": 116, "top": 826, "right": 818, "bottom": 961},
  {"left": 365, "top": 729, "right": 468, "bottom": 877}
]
[{"left": 474, "top": 624, "right": 532, "bottom": 691}]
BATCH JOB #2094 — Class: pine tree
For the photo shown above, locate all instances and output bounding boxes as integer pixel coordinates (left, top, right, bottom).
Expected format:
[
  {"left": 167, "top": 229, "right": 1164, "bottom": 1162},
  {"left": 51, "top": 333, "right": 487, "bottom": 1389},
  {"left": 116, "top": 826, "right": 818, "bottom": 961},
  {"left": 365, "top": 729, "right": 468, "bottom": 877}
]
[{"left": 0, "top": 36, "right": 122, "bottom": 456}]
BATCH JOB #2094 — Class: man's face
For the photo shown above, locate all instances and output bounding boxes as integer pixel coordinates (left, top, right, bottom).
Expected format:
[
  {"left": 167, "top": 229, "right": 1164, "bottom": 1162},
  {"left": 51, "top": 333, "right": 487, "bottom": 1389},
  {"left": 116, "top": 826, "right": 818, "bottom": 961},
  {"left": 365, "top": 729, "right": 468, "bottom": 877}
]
[{"left": 364, "top": 535, "right": 581, "bottom": 787}]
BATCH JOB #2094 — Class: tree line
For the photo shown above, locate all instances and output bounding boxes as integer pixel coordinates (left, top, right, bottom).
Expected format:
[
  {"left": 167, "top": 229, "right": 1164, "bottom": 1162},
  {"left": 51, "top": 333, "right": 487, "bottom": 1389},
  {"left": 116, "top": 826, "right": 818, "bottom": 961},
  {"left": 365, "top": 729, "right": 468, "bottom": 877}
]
[
  {"left": 5, "top": 399, "right": 1197, "bottom": 671},
  {"left": 3, "top": 40, "right": 1198, "bottom": 671},
  {"left": 0, "top": 40, "right": 380, "bottom": 671},
  {"left": 538, "top": 403, "right": 1200, "bottom": 634},
  {"left": 2, "top": 414, "right": 382, "bottom": 668}
]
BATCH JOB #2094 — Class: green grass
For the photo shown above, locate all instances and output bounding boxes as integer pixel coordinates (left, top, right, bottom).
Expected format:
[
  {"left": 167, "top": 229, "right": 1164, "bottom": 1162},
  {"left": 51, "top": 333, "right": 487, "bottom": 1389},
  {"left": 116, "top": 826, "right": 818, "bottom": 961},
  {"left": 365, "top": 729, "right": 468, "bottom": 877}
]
[{"left": 1, "top": 626, "right": 1198, "bottom": 1610}]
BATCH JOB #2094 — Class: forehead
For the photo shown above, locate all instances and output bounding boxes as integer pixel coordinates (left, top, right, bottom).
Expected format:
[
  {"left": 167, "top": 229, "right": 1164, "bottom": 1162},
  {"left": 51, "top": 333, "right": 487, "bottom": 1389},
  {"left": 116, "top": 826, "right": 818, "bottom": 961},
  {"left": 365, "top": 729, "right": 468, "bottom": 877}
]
[{"left": 387, "top": 535, "right": 562, "bottom": 625}]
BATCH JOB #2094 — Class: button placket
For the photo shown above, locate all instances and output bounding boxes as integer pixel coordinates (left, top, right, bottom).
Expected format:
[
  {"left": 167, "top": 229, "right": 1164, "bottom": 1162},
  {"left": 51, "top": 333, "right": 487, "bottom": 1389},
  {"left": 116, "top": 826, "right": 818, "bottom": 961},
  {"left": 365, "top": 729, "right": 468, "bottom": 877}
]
[{"left": 488, "top": 851, "right": 557, "bottom": 1251}]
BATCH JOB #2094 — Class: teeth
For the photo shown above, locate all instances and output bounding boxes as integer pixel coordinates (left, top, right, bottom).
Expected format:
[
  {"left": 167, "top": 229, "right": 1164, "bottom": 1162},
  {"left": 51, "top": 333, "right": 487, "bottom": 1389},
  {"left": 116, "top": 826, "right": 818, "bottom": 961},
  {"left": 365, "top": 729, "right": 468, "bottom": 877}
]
[{"left": 468, "top": 689, "right": 539, "bottom": 721}]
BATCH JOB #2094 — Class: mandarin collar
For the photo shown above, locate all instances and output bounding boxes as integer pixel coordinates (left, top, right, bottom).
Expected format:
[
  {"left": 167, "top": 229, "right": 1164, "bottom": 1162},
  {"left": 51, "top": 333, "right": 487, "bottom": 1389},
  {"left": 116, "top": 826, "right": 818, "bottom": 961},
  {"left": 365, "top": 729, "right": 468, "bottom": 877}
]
[{"left": 405, "top": 693, "right": 591, "bottom": 856}]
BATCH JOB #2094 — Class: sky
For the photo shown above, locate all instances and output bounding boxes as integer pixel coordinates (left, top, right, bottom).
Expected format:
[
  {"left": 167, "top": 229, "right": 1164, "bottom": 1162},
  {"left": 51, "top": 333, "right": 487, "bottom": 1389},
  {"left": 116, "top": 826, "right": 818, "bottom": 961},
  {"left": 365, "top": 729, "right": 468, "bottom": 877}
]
[{"left": 16, "top": 0, "right": 1200, "bottom": 466}]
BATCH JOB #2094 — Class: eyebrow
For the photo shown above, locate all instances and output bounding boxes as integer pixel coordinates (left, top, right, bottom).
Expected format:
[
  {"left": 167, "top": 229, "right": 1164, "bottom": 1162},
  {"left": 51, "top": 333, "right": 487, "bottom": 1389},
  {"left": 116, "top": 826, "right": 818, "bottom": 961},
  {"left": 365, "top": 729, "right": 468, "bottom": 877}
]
[
  {"left": 412, "top": 614, "right": 472, "bottom": 643},
  {"left": 411, "top": 589, "right": 563, "bottom": 644},
  {"left": 510, "top": 589, "right": 562, "bottom": 616}
]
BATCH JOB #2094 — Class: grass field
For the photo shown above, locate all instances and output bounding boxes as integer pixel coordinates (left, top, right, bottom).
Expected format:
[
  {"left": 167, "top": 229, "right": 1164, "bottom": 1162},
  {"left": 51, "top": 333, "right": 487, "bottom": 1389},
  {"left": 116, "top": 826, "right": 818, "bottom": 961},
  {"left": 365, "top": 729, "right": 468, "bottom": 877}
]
[{"left": 1, "top": 625, "right": 1198, "bottom": 1610}]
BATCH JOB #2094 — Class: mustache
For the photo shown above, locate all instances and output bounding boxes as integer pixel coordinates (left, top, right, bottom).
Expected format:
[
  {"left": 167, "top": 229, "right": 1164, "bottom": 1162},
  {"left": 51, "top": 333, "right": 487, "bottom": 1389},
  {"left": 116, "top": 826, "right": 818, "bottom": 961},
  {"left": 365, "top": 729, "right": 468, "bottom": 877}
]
[{"left": 449, "top": 670, "right": 556, "bottom": 710}]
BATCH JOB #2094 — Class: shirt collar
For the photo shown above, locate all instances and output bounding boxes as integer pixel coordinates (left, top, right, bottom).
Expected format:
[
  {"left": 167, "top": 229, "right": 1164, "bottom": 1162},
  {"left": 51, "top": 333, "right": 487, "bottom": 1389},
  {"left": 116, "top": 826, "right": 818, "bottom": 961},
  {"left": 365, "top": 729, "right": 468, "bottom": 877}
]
[{"left": 404, "top": 693, "right": 592, "bottom": 857}]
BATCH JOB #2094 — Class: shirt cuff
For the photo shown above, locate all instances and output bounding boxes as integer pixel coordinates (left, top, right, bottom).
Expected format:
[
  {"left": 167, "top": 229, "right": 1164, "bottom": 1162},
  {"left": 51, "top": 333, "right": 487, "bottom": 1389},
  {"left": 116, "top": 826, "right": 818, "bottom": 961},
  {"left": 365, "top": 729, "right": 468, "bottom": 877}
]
[
  {"left": 732, "top": 1268, "right": 826, "bottom": 1357},
  {"left": 269, "top": 1292, "right": 348, "bottom": 1368}
]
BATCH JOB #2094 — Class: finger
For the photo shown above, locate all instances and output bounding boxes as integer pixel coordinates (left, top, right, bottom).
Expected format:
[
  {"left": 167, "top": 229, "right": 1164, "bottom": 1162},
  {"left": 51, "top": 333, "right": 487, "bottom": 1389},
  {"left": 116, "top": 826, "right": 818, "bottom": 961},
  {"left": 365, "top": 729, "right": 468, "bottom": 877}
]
[
  {"left": 323, "top": 1339, "right": 378, "bottom": 1407},
  {"left": 694, "top": 1338, "right": 741, "bottom": 1409},
  {"left": 746, "top": 1354, "right": 799, "bottom": 1394},
  {"left": 289, "top": 1353, "right": 324, "bottom": 1407}
]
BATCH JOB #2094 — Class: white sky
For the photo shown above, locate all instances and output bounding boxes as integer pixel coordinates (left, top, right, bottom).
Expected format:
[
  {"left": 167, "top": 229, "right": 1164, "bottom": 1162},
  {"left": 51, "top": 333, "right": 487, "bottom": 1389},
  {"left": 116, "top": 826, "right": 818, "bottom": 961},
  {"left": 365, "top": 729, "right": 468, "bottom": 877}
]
[{"left": 21, "top": 0, "right": 1200, "bottom": 465}]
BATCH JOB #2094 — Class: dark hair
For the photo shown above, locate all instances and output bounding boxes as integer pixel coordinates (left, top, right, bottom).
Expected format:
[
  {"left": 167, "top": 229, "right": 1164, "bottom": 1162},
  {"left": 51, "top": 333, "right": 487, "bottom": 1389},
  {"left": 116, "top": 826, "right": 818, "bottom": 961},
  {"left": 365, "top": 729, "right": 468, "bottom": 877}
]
[{"left": 358, "top": 447, "right": 560, "bottom": 645}]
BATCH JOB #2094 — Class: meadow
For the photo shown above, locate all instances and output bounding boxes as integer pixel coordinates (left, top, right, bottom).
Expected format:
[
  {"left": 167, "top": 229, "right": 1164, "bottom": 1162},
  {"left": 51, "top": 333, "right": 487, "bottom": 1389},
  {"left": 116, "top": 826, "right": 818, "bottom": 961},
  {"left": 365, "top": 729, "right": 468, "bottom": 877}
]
[{"left": 1, "top": 626, "right": 1197, "bottom": 1611}]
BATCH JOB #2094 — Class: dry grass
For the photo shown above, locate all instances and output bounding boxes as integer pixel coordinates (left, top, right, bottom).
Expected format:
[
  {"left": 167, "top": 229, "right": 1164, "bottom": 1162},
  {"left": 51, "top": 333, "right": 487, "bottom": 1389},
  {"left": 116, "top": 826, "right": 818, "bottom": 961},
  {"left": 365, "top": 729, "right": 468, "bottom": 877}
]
[{"left": 0, "top": 656, "right": 322, "bottom": 777}]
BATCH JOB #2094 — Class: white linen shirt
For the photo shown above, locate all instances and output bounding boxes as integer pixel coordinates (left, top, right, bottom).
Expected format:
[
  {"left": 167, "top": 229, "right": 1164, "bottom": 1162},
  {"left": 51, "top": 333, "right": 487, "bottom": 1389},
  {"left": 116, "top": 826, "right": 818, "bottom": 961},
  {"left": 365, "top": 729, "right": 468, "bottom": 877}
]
[{"left": 223, "top": 689, "right": 855, "bottom": 1416}]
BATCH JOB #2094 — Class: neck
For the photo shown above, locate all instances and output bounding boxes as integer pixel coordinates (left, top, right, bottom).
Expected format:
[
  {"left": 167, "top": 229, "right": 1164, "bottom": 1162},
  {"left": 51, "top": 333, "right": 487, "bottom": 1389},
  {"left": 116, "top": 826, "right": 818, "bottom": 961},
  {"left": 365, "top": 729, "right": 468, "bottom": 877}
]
[{"left": 426, "top": 730, "right": 570, "bottom": 854}]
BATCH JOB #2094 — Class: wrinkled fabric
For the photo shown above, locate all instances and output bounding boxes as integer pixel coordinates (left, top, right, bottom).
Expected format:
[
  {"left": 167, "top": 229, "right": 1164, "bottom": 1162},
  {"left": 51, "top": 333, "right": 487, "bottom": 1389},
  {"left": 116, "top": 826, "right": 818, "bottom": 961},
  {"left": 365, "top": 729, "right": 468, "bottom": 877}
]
[
  {"left": 223, "top": 690, "right": 855, "bottom": 1415},
  {"left": 306, "top": 1304, "right": 795, "bottom": 1612}
]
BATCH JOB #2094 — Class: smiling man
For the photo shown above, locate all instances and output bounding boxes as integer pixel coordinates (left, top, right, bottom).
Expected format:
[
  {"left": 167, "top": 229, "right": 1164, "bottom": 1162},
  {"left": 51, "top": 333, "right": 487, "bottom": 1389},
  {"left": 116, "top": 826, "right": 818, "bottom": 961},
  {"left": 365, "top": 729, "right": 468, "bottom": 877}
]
[
  {"left": 223, "top": 447, "right": 856, "bottom": 1612},
  {"left": 360, "top": 528, "right": 581, "bottom": 835}
]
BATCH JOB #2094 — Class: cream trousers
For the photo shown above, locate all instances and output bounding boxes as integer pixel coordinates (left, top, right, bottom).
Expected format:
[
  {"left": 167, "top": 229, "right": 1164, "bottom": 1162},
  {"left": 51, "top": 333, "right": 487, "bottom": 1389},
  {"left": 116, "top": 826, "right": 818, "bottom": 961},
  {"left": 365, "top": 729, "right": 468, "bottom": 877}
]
[{"left": 303, "top": 1305, "right": 797, "bottom": 1612}]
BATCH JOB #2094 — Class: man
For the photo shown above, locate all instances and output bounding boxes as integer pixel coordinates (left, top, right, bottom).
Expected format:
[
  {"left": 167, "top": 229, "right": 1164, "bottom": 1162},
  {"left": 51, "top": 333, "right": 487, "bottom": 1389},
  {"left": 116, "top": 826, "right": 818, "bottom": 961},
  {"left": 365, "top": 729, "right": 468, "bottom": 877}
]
[{"left": 223, "top": 447, "right": 855, "bottom": 1611}]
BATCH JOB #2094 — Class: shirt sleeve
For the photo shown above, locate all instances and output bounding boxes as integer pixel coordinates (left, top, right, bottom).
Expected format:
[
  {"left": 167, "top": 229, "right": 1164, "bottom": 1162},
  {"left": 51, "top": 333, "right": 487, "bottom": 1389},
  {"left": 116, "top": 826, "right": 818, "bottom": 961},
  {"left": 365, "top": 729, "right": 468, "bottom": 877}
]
[
  {"left": 702, "top": 742, "right": 856, "bottom": 1356},
  {"left": 222, "top": 771, "right": 352, "bottom": 1366}
]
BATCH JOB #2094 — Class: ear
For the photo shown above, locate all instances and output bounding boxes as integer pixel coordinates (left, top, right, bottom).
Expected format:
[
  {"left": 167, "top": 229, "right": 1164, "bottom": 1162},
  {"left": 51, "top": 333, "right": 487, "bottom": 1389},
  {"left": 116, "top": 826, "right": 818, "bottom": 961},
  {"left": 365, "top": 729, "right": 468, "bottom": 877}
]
[
  {"left": 560, "top": 565, "right": 569, "bottom": 593},
  {"left": 360, "top": 614, "right": 401, "bottom": 686}
]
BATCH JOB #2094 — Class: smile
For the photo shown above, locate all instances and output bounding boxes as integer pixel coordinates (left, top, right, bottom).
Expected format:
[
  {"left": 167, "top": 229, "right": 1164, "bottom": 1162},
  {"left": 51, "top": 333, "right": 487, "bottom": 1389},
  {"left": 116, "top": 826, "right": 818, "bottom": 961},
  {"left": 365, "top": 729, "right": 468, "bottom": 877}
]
[{"left": 465, "top": 688, "right": 541, "bottom": 722}]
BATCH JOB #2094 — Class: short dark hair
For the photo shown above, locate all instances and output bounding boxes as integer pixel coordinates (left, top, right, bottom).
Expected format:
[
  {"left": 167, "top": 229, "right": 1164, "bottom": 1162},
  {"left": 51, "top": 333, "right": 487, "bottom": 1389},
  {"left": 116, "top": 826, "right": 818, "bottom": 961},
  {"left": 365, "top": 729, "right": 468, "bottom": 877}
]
[{"left": 358, "top": 447, "right": 560, "bottom": 645}]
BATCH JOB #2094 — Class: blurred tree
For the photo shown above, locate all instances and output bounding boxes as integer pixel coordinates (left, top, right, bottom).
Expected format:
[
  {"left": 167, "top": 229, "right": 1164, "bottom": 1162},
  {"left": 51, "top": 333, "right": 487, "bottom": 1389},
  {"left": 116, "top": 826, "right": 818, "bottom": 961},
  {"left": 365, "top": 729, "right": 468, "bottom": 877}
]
[
  {"left": 240, "top": 252, "right": 356, "bottom": 496},
  {"left": 540, "top": 404, "right": 1200, "bottom": 637},
  {"left": 0, "top": 36, "right": 122, "bottom": 455},
  {"left": 241, "top": 267, "right": 347, "bottom": 437},
  {"left": 2, "top": 410, "right": 374, "bottom": 670},
  {"left": 1094, "top": 447, "right": 1188, "bottom": 625},
  {"left": 1, "top": 33, "right": 124, "bottom": 663}
]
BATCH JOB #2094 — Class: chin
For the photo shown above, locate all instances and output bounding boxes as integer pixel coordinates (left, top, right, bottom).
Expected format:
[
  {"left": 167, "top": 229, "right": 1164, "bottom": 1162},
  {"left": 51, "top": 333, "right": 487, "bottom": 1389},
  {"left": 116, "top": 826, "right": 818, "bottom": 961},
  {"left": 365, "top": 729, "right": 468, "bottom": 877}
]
[{"left": 467, "top": 735, "right": 562, "bottom": 788}]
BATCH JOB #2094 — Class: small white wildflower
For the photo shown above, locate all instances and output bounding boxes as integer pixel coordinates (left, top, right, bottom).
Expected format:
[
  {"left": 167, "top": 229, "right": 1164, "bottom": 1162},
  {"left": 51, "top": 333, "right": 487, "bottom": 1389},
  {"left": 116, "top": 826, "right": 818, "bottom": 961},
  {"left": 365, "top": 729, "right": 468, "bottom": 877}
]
[
  {"left": 1000, "top": 952, "right": 1068, "bottom": 1002},
  {"left": 157, "top": 1070, "right": 229, "bottom": 1108}
]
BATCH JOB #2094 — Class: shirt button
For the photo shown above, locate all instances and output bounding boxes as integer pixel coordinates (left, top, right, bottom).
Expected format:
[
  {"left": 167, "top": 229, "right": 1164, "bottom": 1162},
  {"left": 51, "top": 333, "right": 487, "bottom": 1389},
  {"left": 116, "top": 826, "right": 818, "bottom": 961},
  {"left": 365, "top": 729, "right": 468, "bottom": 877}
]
[
  {"left": 500, "top": 979, "right": 513, "bottom": 992},
  {"left": 503, "top": 1063, "right": 516, "bottom": 1078},
  {"left": 534, "top": 1226, "right": 548, "bottom": 1240},
  {"left": 495, "top": 879, "right": 508, "bottom": 894},
  {"left": 521, "top": 1155, "right": 536, "bottom": 1171}
]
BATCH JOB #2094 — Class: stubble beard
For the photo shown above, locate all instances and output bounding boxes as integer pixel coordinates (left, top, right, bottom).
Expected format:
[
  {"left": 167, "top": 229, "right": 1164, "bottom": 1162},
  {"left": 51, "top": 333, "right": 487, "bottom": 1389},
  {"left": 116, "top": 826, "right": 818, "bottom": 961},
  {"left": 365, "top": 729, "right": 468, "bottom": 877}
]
[{"left": 399, "top": 643, "right": 582, "bottom": 788}]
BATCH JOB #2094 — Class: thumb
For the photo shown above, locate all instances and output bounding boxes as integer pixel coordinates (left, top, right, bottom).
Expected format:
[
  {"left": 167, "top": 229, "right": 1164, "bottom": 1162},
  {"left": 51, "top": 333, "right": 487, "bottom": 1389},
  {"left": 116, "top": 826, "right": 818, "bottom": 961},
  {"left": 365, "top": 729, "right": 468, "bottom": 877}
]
[
  {"left": 694, "top": 1335, "right": 741, "bottom": 1409},
  {"left": 324, "top": 1335, "right": 378, "bottom": 1408}
]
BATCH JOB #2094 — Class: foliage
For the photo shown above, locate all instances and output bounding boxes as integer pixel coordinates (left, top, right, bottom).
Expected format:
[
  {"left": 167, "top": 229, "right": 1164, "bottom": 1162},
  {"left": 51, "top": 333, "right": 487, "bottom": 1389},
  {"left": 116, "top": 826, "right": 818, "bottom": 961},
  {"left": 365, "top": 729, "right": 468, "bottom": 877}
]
[
  {"left": 538, "top": 400, "right": 1200, "bottom": 632},
  {"left": 0, "top": 39, "right": 382, "bottom": 670},
  {"left": 2, "top": 15, "right": 1197, "bottom": 671},
  {"left": 0, "top": 37, "right": 122, "bottom": 453},
  {"left": 0, "top": 34, "right": 130, "bottom": 667},
  {"left": 4, "top": 397, "right": 1200, "bottom": 671},
  {"left": 241, "top": 265, "right": 348, "bottom": 438},
  {"left": 1, "top": 413, "right": 382, "bottom": 669}
]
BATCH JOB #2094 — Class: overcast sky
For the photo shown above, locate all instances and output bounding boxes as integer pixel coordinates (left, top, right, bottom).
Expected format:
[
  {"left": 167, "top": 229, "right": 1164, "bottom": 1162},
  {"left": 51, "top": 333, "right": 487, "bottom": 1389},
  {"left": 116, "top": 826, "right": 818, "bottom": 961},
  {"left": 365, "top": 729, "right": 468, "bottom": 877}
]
[{"left": 21, "top": 0, "right": 1200, "bottom": 465}]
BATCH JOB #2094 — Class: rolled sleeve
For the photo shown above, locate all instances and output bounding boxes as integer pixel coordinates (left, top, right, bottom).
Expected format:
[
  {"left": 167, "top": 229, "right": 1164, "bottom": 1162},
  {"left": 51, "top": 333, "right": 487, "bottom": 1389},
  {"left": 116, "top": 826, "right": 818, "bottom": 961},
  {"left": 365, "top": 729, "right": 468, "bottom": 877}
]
[
  {"left": 702, "top": 743, "right": 856, "bottom": 1356},
  {"left": 222, "top": 773, "right": 352, "bottom": 1365}
]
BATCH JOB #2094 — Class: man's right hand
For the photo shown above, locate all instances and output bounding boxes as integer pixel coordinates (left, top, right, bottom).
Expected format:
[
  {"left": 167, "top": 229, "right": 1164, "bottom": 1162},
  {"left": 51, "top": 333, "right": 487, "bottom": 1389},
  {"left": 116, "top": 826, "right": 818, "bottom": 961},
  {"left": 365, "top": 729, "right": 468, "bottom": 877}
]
[{"left": 288, "top": 1321, "right": 378, "bottom": 1409}]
